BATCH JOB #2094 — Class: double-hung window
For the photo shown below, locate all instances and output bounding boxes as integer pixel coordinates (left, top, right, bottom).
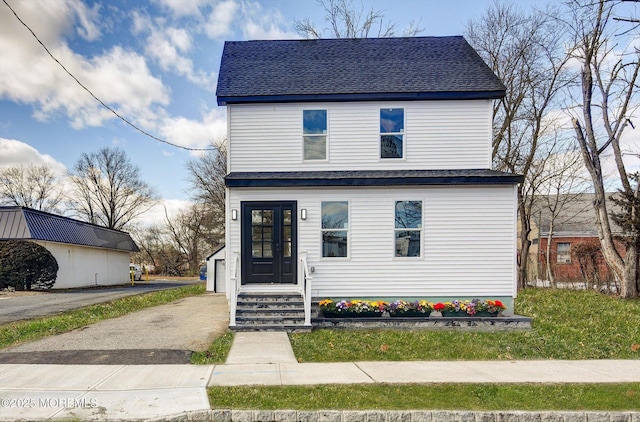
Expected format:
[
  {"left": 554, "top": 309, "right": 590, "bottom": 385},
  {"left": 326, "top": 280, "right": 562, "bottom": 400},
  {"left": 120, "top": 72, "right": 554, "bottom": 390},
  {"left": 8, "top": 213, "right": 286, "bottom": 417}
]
[
  {"left": 557, "top": 242, "right": 571, "bottom": 264},
  {"left": 303, "top": 110, "right": 327, "bottom": 160},
  {"left": 380, "top": 108, "right": 404, "bottom": 159},
  {"left": 395, "top": 200, "right": 422, "bottom": 257},
  {"left": 321, "top": 201, "right": 348, "bottom": 257}
]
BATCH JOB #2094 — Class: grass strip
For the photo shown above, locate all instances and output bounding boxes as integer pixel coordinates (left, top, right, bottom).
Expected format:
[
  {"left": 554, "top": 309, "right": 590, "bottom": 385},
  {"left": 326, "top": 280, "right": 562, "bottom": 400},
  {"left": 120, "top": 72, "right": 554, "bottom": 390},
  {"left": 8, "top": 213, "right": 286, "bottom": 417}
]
[
  {"left": 0, "top": 283, "right": 205, "bottom": 350},
  {"left": 208, "top": 383, "right": 640, "bottom": 411},
  {"left": 192, "top": 330, "right": 235, "bottom": 364},
  {"left": 290, "top": 289, "right": 640, "bottom": 361}
]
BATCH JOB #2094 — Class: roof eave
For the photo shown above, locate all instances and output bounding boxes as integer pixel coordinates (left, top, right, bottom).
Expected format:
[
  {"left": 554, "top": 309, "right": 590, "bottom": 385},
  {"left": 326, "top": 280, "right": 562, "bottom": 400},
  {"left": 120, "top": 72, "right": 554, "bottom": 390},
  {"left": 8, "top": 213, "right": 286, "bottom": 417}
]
[
  {"left": 217, "top": 90, "right": 506, "bottom": 106},
  {"left": 226, "top": 174, "right": 523, "bottom": 188}
]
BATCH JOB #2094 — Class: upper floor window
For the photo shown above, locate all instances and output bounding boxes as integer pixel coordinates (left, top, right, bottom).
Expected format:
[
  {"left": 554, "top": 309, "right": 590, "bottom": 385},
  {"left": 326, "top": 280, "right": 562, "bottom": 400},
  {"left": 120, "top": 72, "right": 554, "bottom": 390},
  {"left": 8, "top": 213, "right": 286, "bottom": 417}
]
[
  {"left": 303, "top": 110, "right": 327, "bottom": 160},
  {"left": 395, "top": 200, "right": 422, "bottom": 257},
  {"left": 322, "top": 201, "right": 348, "bottom": 258},
  {"left": 380, "top": 108, "right": 404, "bottom": 159},
  {"left": 557, "top": 242, "right": 571, "bottom": 264}
]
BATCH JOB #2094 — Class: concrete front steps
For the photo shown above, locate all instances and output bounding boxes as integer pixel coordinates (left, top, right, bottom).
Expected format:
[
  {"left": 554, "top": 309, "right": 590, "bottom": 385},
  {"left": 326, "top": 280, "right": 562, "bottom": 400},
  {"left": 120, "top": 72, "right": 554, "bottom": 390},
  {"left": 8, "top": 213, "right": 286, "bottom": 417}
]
[{"left": 232, "top": 292, "right": 311, "bottom": 332}]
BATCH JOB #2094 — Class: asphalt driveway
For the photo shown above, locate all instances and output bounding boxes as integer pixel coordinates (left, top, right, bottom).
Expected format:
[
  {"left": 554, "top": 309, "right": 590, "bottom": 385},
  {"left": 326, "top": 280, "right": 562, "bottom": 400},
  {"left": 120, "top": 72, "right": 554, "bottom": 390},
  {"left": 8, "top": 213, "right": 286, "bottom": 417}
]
[
  {"left": 0, "top": 279, "right": 201, "bottom": 324},
  {"left": 0, "top": 293, "right": 229, "bottom": 364}
]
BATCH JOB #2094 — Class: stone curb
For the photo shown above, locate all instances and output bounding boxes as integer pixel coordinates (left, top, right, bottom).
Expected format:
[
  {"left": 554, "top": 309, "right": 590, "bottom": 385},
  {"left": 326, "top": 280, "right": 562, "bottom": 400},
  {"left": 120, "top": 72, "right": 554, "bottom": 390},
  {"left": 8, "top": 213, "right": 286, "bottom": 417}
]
[{"left": 138, "top": 410, "right": 640, "bottom": 422}]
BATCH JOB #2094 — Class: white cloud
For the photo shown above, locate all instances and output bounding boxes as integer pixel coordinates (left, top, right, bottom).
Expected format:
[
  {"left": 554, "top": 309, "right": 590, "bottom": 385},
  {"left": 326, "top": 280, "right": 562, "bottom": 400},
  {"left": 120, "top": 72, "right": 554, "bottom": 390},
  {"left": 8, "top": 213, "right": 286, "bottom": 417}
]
[
  {"left": 205, "top": 0, "right": 238, "bottom": 39},
  {"left": 69, "top": 0, "right": 102, "bottom": 41},
  {"left": 159, "top": 108, "right": 227, "bottom": 150},
  {"left": 133, "top": 12, "right": 216, "bottom": 89},
  {"left": 137, "top": 198, "right": 193, "bottom": 226},
  {"left": 0, "top": 138, "right": 67, "bottom": 176},
  {"left": 239, "top": 1, "right": 298, "bottom": 40},
  {"left": 0, "top": 3, "right": 170, "bottom": 130},
  {"left": 151, "top": 0, "right": 208, "bottom": 17}
]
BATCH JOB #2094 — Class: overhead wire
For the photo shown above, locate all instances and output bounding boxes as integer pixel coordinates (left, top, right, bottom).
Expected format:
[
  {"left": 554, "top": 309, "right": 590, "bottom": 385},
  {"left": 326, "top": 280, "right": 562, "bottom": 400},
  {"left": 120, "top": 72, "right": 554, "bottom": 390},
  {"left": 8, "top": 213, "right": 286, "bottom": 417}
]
[{"left": 2, "top": 0, "right": 214, "bottom": 152}]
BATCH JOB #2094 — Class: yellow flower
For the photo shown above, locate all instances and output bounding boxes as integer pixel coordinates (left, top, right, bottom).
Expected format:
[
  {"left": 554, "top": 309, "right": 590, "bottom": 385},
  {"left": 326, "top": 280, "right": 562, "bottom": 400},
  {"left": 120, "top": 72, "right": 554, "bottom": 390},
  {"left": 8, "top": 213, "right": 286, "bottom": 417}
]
[{"left": 319, "top": 299, "right": 333, "bottom": 307}]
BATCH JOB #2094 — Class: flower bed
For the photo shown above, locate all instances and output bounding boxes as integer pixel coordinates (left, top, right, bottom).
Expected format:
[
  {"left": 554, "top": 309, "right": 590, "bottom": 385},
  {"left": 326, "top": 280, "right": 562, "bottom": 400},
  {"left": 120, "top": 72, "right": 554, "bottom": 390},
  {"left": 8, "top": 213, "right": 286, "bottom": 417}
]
[
  {"left": 433, "top": 299, "right": 506, "bottom": 317},
  {"left": 387, "top": 300, "right": 432, "bottom": 317},
  {"left": 319, "top": 298, "right": 506, "bottom": 318},
  {"left": 319, "top": 299, "right": 386, "bottom": 318}
]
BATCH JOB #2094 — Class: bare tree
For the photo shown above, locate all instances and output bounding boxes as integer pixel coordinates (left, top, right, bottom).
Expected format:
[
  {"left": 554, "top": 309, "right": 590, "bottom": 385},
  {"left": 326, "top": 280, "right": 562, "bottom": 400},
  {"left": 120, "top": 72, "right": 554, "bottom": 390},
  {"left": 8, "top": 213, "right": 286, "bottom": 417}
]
[
  {"left": 295, "top": 0, "right": 422, "bottom": 39},
  {"left": 185, "top": 141, "right": 227, "bottom": 249},
  {"left": 164, "top": 203, "right": 212, "bottom": 275},
  {"left": 466, "top": 1, "right": 571, "bottom": 289},
  {"left": 68, "top": 147, "right": 158, "bottom": 230},
  {"left": 566, "top": 0, "right": 640, "bottom": 298},
  {"left": 0, "top": 164, "right": 65, "bottom": 212},
  {"left": 533, "top": 148, "right": 589, "bottom": 285}
]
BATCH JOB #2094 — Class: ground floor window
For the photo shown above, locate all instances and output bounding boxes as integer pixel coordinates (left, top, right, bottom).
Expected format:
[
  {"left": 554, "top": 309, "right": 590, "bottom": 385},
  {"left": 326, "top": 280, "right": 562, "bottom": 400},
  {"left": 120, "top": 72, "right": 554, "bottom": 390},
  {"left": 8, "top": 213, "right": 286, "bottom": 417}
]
[
  {"left": 321, "top": 201, "right": 348, "bottom": 257},
  {"left": 557, "top": 242, "right": 571, "bottom": 264},
  {"left": 395, "top": 200, "right": 422, "bottom": 257}
]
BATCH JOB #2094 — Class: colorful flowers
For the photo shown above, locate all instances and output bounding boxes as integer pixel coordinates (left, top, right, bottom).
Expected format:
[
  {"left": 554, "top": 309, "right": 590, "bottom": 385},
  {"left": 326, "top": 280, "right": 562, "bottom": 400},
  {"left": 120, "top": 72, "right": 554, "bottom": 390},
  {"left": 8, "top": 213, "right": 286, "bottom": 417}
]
[
  {"left": 320, "top": 298, "right": 507, "bottom": 317},
  {"left": 435, "top": 299, "right": 507, "bottom": 316},
  {"left": 387, "top": 300, "right": 433, "bottom": 316},
  {"left": 319, "top": 299, "right": 387, "bottom": 315}
]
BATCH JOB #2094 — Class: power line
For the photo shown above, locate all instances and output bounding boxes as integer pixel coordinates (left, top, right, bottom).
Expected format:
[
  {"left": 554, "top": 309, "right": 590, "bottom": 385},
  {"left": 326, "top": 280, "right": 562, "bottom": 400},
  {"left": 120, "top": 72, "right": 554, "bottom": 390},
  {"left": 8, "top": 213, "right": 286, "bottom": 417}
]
[{"left": 2, "top": 0, "right": 215, "bottom": 152}]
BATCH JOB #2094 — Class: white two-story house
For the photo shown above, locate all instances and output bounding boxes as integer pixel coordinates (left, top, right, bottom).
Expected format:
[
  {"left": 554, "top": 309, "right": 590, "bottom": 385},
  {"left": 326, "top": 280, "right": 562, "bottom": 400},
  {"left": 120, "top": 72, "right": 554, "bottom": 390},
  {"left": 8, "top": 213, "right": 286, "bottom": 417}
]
[{"left": 216, "top": 36, "right": 522, "bottom": 329}]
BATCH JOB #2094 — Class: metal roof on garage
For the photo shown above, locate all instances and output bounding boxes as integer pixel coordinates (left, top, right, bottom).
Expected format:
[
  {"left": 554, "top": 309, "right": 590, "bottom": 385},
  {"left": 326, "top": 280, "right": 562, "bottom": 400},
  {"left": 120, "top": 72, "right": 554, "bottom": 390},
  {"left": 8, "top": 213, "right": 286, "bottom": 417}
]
[{"left": 0, "top": 206, "right": 139, "bottom": 252}]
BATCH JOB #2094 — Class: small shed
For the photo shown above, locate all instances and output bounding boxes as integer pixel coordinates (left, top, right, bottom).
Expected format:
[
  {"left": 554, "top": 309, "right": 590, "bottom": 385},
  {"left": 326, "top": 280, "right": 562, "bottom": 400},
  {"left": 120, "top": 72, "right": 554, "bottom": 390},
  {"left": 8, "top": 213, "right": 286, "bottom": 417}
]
[
  {"left": 0, "top": 206, "right": 139, "bottom": 289},
  {"left": 206, "top": 245, "right": 225, "bottom": 293}
]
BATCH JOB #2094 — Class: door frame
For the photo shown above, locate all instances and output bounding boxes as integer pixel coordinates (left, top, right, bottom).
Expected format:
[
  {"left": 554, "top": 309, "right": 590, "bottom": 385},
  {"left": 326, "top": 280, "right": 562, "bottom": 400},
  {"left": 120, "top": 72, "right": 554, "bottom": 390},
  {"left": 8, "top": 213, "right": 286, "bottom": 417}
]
[{"left": 240, "top": 200, "right": 297, "bottom": 285}]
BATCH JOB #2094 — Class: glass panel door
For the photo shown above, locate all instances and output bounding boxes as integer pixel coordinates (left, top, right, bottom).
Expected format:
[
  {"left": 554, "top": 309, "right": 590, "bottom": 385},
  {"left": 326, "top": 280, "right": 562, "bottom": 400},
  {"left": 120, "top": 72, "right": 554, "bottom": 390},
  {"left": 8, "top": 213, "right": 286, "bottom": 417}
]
[{"left": 241, "top": 202, "right": 297, "bottom": 284}]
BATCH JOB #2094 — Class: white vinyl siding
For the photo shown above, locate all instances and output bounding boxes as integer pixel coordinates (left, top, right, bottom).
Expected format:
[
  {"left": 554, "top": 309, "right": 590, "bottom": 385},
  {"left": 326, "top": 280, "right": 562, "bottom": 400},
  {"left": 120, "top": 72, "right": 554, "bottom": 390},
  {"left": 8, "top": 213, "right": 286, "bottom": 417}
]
[
  {"left": 228, "top": 100, "right": 492, "bottom": 172},
  {"left": 226, "top": 185, "right": 516, "bottom": 299}
]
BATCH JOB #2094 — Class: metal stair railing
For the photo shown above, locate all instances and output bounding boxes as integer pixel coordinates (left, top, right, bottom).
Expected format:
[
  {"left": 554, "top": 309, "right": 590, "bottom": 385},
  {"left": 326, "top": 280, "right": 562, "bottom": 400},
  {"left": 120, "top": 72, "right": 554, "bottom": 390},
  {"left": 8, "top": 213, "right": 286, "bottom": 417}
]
[{"left": 299, "top": 251, "right": 313, "bottom": 326}]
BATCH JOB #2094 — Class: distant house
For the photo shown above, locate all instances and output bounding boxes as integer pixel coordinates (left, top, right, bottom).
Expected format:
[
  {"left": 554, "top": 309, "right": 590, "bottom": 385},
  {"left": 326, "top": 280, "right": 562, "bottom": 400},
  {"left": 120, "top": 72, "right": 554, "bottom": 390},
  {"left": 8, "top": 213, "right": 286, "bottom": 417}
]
[
  {"left": 0, "top": 206, "right": 139, "bottom": 289},
  {"left": 216, "top": 36, "right": 523, "bottom": 329},
  {"left": 533, "top": 194, "right": 623, "bottom": 284}
]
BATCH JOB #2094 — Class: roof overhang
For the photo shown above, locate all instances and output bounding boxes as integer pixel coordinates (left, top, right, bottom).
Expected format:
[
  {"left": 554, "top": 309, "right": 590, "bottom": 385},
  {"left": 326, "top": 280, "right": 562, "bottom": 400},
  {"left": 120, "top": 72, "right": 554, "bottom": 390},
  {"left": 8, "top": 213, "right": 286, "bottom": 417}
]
[
  {"left": 217, "top": 90, "right": 506, "bottom": 106},
  {"left": 225, "top": 169, "right": 524, "bottom": 188},
  {"left": 0, "top": 206, "right": 140, "bottom": 252}
]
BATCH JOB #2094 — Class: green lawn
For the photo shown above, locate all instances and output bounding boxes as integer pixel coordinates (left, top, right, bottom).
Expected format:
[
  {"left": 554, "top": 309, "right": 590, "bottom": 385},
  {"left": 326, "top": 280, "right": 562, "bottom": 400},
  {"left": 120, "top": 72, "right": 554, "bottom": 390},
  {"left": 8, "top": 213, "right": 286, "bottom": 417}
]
[
  {"left": 289, "top": 288, "right": 640, "bottom": 361},
  {"left": 191, "top": 330, "right": 234, "bottom": 364},
  {"left": 206, "top": 289, "right": 640, "bottom": 411},
  {"left": 0, "top": 283, "right": 205, "bottom": 350},
  {"left": 207, "top": 384, "right": 640, "bottom": 411}
]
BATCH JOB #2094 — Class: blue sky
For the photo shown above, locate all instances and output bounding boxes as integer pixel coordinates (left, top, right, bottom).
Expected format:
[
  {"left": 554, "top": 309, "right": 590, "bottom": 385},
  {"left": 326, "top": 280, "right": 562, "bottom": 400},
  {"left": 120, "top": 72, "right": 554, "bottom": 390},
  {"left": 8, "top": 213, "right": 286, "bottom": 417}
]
[{"left": 0, "top": 0, "right": 552, "bottom": 221}]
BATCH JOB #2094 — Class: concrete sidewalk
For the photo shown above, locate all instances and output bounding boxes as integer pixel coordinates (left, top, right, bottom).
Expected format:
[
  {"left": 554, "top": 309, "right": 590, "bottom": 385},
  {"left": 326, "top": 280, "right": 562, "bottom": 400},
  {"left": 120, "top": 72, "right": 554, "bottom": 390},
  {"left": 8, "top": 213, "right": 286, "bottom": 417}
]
[
  {"left": 0, "top": 364, "right": 212, "bottom": 420},
  {"left": 2, "top": 332, "right": 640, "bottom": 421},
  {"left": 210, "top": 332, "right": 640, "bottom": 386}
]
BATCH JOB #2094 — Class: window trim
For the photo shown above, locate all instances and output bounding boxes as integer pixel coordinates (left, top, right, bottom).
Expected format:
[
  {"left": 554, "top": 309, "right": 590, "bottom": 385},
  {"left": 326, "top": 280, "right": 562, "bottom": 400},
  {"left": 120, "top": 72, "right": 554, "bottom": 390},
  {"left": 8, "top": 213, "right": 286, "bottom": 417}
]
[
  {"left": 556, "top": 242, "right": 571, "bottom": 264},
  {"left": 380, "top": 108, "right": 405, "bottom": 160},
  {"left": 393, "top": 199, "right": 423, "bottom": 259},
  {"left": 302, "top": 109, "right": 329, "bottom": 162},
  {"left": 320, "top": 200, "right": 350, "bottom": 259}
]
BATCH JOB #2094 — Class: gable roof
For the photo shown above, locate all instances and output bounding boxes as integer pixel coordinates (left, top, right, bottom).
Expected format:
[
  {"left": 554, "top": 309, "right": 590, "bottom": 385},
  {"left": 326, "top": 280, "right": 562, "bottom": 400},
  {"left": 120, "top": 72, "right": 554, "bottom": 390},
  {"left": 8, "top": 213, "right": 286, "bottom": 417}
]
[
  {"left": 533, "top": 193, "right": 623, "bottom": 237},
  {"left": 0, "top": 206, "right": 139, "bottom": 252},
  {"left": 216, "top": 36, "right": 506, "bottom": 105}
]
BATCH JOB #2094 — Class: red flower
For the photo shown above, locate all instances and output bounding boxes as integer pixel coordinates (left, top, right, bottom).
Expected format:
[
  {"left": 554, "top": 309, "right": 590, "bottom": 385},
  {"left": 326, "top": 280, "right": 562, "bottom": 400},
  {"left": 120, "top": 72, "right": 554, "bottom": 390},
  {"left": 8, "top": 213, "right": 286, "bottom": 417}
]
[
  {"left": 494, "top": 300, "right": 504, "bottom": 308},
  {"left": 433, "top": 303, "right": 445, "bottom": 311}
]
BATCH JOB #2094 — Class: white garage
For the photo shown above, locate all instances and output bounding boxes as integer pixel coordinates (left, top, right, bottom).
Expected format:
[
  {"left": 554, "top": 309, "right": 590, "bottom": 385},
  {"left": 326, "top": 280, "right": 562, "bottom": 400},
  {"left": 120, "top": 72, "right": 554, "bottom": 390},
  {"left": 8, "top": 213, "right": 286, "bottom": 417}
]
[
  {"left": 206, "top": 245, "right": 226, "bottom": 293},
  {"left": 0, "top": 206, "right": 139, "bottom": 289}
]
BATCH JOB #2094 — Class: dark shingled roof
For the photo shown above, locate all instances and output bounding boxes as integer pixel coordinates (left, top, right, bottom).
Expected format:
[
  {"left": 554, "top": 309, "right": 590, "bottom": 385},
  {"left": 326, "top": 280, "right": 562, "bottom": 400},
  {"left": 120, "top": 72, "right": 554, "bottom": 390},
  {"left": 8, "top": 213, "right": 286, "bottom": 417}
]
[
  {"left": 225, "top": 169, "right": 523, "bottom": 188},
  {"left": 0, "top": 207, "right": 139, "bottom": 252},
  {"left": 216, "top": 36, "right": 506, "bottom": 105}
]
